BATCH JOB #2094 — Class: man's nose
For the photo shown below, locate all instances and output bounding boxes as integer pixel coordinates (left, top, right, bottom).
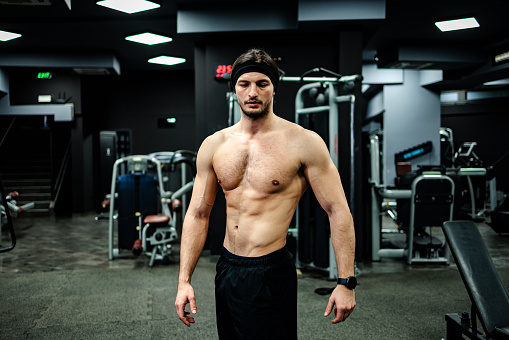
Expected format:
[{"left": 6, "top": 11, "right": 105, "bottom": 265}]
[{"left": 248, "top": 84, "right": 258, "bottom": 97}]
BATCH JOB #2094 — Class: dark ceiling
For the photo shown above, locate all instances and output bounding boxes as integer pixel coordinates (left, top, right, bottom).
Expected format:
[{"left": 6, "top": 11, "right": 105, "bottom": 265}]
[{"left": 1, "top": 0, "right": 509, "bottom": 91}]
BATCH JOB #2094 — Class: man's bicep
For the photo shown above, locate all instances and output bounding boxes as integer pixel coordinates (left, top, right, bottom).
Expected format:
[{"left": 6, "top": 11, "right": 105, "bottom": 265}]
[
  {"left": 307, "top": 162, "right": 344, "bottom": 212},
  {"left": 191, "top": 168, "right": 218, "bottom": 210},
  {"left": 187, "top": 137, "right": 219, "bottom": 215},
  {"left": 302, "top": 131, "right": 336, "bottom": 184},
  {"left": 302, "top": 133, "right": 347, "bottom": 214}
]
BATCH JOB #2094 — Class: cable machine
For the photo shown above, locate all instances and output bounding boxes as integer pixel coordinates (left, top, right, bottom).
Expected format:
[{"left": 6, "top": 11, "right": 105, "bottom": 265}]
[
  {"left": 290, "top": 72, "right": 360, "bottom": 279},
  {"left": 107, "top": 154, "right": 194, "bottom": 266}
]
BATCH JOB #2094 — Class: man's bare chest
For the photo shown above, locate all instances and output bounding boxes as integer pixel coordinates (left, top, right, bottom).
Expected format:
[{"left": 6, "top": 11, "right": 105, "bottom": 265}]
[{"left": 213, "top": 139, "right": 300, "bottom": 193}]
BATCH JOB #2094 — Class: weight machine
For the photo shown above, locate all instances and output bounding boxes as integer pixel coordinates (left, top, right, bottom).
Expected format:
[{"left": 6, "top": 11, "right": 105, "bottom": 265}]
[
  {"left": 107, "top": 153, "right": 194, "bottom": 266},
  {"left": 452, "top": 142, "right": 488, "bottom": 220},
  {"left": 451, "top": 142, "right": 509, "bottom": 233},
  {"left": 148, "top": 150, "right": 197, "bottom": 217},
  {"left": 290, "top": 70, "right": 361, "bottom": 279},
  {"left": 443, "top": 220, "right": 509, "bottom": 340},
  {"left": 368, "top": 132, "right": 454, "bottom": 264}
]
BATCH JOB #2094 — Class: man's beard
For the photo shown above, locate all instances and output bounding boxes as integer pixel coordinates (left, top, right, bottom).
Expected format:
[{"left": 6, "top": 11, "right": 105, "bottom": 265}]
[{"left": 239, "top": 98, "right": 272, "bottom": 120}]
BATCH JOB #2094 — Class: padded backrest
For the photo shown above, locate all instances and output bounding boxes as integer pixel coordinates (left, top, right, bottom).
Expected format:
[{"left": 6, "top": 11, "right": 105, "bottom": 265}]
[
  {"left": 412, "top": 174, "right": 454, "bottom": 229},
  {"left": 442, "top": 220, "right": 509, "bottom": 336}
]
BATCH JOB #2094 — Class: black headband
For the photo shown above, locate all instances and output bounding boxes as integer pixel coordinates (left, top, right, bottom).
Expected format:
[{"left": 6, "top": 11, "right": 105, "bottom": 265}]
[{"left": 230, "top": 61, "right": 279, "bottom": 91}]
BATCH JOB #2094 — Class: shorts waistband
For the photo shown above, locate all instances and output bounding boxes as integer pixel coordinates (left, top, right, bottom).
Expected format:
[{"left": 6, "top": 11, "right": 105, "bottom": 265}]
[{"left": 221, "top": 246, "right": 290, "bottom": 267}]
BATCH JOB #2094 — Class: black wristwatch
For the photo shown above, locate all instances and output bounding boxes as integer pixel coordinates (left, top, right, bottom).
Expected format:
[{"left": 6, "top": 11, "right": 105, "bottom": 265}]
[{"left": 337, "top": 276, "right": 357, "bottom": 290}]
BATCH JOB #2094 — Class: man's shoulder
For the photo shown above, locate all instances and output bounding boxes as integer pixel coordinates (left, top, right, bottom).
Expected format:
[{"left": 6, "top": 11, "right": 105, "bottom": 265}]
[
  {"left": 279, "top": 117, "right": 305, "bottom": 134},
  {"left": 281, "top": 122, "right": 329, "bottom": 165},
  {"left": 283, "top": 120, "right": 322, "bottom": 144},
  {"left": 202, "top": 127, "right": 230, "bottom": 146}
]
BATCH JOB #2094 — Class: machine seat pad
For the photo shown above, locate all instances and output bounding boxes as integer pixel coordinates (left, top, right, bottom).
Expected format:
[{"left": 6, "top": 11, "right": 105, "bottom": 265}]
[
  {"left": 144, "top": 214, "right": 170, "bottom": 225},
  {"left": 442, "top": 220, "right": 509, "bottom": 338}
]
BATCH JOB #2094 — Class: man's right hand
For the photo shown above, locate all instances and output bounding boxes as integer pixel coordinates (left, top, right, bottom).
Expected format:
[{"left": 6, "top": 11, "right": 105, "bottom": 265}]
[{"left": 175, "top": 283, "right": 197, "bottom": 327}]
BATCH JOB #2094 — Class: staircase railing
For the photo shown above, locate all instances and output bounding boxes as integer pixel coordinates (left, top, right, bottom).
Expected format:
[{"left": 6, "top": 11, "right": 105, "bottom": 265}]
[
  {"left": 0, "top": 116, "right": 16, "bottom": 152},
  {"left": 51, "top": 139, "right": 71, "bottom": 210}
]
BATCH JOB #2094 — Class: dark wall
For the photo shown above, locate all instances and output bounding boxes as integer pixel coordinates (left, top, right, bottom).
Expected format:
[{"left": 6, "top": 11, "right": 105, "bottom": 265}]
[
  {"left": 82, "top": 70, "right": 196, "bottom": 155},
  {"left": 81, "top": 70, "right": 196, "bottom": 209},
  {"left": 9, "top": 68, "right": 81, "bottom": 112}
]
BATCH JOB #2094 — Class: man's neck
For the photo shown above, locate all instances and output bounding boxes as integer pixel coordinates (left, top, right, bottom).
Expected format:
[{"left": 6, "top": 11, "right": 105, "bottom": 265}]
[{"left": 239, "top": 111, "right": 277, "bottom": 137}]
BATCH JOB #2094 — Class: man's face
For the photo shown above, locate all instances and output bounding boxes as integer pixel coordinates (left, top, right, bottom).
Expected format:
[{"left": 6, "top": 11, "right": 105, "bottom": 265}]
[{"left": 235, "top": 72, "right": 275, "bottom": 120}]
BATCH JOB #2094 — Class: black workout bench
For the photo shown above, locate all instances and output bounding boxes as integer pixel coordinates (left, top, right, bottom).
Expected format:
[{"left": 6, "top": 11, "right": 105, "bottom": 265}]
[{"left": 442, "top": 221, "right": 509, "bottom": 340}]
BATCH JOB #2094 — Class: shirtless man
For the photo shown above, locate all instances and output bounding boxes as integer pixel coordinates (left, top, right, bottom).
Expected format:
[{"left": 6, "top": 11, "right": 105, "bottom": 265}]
[{"left": 175, "top": 48, "right": 356, "bottom": 339}]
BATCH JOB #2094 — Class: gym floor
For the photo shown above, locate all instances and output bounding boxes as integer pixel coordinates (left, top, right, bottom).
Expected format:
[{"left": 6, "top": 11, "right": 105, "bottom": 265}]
[{"left": 1, "top": 213, "right": 508, "bottom": 340}]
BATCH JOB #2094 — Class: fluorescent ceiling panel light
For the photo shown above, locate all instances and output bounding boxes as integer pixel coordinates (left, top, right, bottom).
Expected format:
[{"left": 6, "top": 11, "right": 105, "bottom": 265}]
[
  {"left": 96, "top": 0, "right": 160, "bottom": 14},
  {"left": 0, "top": 29, "right": 21, "bottom": 42},
  {"left": 148, "top": 56, "right": 186, "bottom": 66},
  {"left": 126, "top": 32, "right": 172, "bottom": 45},
  {"left": 435, "top": 17, "right": 479, "bottom": 32}
]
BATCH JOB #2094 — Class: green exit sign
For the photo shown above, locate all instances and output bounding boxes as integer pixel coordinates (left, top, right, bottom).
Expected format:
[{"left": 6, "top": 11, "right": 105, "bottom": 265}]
[{"left": 37, "top": 72, "right": 52, "bottom": 79}]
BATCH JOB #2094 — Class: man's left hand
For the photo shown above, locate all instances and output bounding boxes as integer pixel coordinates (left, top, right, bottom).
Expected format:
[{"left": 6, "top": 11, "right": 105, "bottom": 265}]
[{"left": 324, "top": 285, "right": 356, "bottom": 323}]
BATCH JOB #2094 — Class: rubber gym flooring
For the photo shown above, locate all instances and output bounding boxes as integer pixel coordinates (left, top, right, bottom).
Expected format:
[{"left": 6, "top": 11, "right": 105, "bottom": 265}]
[{"left": 1, "top": 213, "right": 508, "bottom": 339}]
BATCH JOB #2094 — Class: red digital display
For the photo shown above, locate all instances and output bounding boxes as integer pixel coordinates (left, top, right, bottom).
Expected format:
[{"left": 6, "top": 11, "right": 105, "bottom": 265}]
[
  {"left": 215, "top": 64, "right": 232, "bottom": 78},
  {"left": 215, "top": 57, "right": 281, "bottom": 79}
]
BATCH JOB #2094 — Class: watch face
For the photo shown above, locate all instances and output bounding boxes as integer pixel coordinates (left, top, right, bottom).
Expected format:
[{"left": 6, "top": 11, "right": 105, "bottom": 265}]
[{"left": 347, "top": 276, "right": 357, "bottom": 289}]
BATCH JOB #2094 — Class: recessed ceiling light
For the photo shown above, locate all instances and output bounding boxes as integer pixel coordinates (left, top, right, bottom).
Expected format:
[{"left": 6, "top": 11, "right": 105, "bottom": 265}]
[
  {"left": 0, "top": 29, "right": 21, "bottom": 42},
  {"left": 96, "top": 0, "right": 160, "bottom": 14},
  {"left": 126, "top": 32, "right": 172, "bottom": 45},
  {"left": 148, "top": 56, "right": 186, "bottom": 66},
  {"left": 435, "top": 17, "right": 479, "bottom": 32}
]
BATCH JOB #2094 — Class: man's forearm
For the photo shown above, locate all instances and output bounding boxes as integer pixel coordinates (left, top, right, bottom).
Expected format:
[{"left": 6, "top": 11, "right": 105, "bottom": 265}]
[
  {"left": 330, "top": 214, "right": 356, "bottom": 277},
  {"left": 178, "top": 216, "right": 209, "bottom": 284}
]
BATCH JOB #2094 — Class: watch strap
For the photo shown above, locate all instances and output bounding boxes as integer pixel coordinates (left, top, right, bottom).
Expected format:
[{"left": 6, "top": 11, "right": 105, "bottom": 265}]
[
  {"left": 336, "top": 276, "right": 357, "bottom": 289},
  {"left": 337, "top": 278, "right": 348, "bottom": 285}
]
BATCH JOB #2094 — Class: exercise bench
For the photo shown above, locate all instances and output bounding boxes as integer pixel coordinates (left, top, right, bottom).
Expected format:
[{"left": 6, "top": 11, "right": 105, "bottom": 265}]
[{"left": 442, "top": 220, "right": 509, "bottom": 340}]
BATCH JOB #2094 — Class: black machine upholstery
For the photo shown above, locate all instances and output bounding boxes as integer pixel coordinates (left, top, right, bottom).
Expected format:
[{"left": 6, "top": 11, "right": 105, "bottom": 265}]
[
  {"left": 406, "top": 173, "right": 455, "bottom": 264},
  {"left": 412, "top": 176, "right": 454, "bottom": 230},
  {"left": 397, "top": 170, "right": 462, "bottom": 231},
  {"left": 442, "top": 220, "right": 509, "bottom": 339}
]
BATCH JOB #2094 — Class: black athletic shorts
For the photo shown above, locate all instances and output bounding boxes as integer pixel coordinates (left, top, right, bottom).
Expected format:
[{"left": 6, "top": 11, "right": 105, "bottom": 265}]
[{"left": 215, "top": 246, "right": 297, "bottom": 340}]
